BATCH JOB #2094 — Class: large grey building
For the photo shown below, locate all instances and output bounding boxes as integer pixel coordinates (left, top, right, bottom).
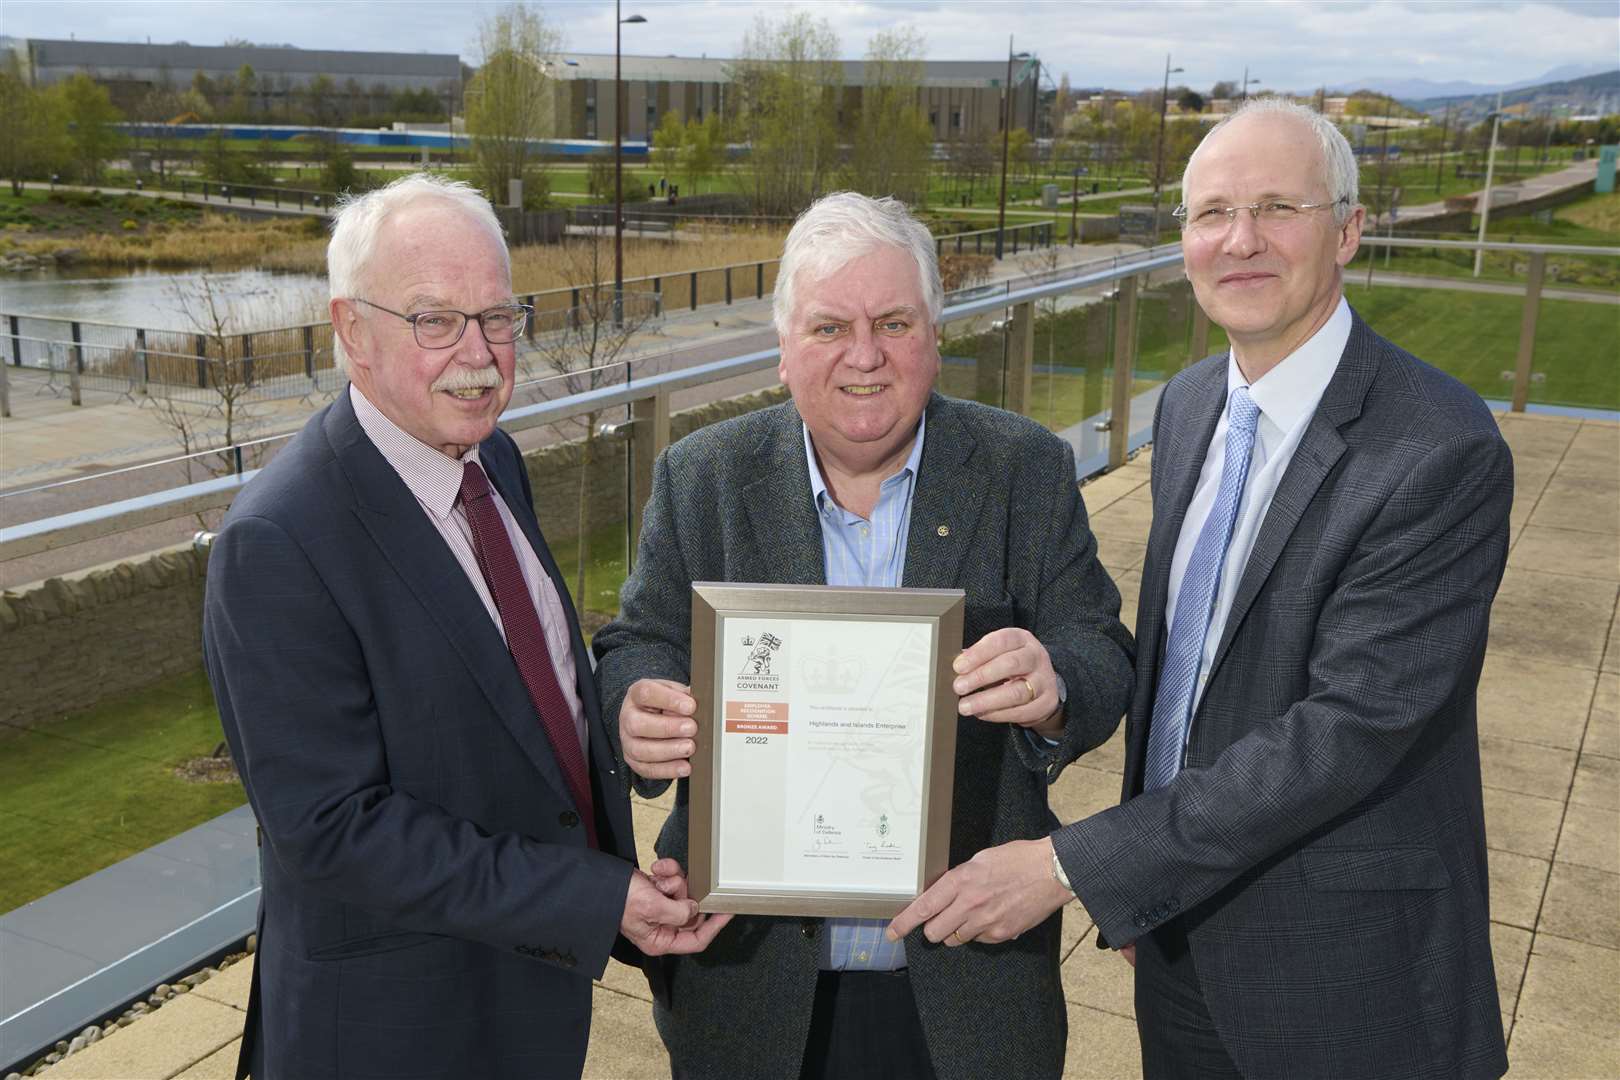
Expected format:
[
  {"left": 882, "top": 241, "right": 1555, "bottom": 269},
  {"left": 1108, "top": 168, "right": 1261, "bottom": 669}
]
[
  {"left": 544, "top": 52, "right": 1041, "bottom": 142},
  {"left": 10, "top": 37, "right": 461, "bottom": 113}
]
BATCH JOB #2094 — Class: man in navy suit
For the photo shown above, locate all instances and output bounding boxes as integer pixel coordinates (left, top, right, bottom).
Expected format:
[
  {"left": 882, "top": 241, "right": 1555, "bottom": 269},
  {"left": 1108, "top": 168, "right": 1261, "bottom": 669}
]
[
  {"left": 892, "top": 100, "right": 1510, "bottom": 1078},
  {"left": 203, "top": 174, "right": 727, "bottom": 1080}
]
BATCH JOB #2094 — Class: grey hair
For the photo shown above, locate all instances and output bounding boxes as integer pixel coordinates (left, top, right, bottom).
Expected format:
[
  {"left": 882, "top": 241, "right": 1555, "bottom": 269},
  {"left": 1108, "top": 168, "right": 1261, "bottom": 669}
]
[
  {"left": 1182, "top": 97, "right": 1360, "bottom": 224},
  {"left": 773, "top": 192, "right": 943, "bottom": 337},
  {"left": 327, "top": 172, "right": 510, "bottom": 367}
]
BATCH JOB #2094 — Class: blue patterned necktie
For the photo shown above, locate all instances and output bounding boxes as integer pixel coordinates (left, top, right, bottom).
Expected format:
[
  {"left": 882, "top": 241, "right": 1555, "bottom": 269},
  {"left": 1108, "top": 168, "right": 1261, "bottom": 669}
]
[{"left": 1144, "top": 385, "right": 1261, "bottom": 792}]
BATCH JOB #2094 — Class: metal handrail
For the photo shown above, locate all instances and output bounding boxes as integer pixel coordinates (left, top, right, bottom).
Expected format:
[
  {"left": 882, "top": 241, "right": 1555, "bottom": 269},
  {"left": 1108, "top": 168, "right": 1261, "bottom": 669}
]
[
  {"left": 1357, "top": 236, "right": 1620, "bottom": 256},
  {"left": 0, "top": 251, "right": 1172, "bottom": 561},
  {"left": 6, "top": 235, "right": 1614, "bottom": 563}
]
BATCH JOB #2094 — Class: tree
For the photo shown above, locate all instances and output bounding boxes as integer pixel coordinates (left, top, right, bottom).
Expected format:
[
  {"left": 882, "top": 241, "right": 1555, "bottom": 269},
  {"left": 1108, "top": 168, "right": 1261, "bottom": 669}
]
[
  {"left": 1211, "top": 80, "right": 1237, "bottom": 101},
  {"left": 0, "top": 57, "right": 68, "bottom": 195},
  {"left": 226, "top": 64, "right": 257, "bottom": 120},
  {"left": 524, "top": 236, "right": 658, "bottom": 612},
  {"left": 56, "top": 74, "right": 123, "bottom": 184},
  {"left": 1177, "top": 89, "right": 1205, "bottom": 114},
  {"left": 135, "top": 85, "right": 187, "bottom": 180},
  {"left": 946, "top": 134, "right": 993, "bottom": 202},
  {"left": 1051, "top": 75, "right": 1074, "bottom": 139},
  {"left": 151, "top": 275, "right": 268, "bottom": 495},
  {"left": 680, "top": 113, "right": 726, "bottom": 195},
  {"left": 466, "top": 2, "right": 560, "bottom": 210},
  {"left": 730, "top": 10, "right": 841, "bottom": 217},
  {"left": 302, "top": 74, "right": 342, "bottom": 127},
  {"left": 651, "top": 110, "right": 685, "bottom": 181},
  {"left": 847, "top": 27, "right": 932, "bottom": 205}
]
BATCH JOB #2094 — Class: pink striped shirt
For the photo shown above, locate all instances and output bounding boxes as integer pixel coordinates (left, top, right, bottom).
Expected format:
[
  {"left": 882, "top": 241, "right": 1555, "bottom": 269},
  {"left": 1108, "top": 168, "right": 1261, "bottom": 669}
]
[{"left": 349, "top": 385, "right": 588, "bottom": 751}]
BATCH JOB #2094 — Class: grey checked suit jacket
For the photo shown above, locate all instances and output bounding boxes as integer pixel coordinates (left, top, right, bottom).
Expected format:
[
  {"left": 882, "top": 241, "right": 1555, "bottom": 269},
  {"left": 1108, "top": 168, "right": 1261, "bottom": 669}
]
[
  {"left": 203, "top": 390, "right": 640, "bottom": 1080},
  {"left": 593, "top": 393, "right": 1135, "bottom": 1080},
  {"left": 1055, "top": 311, "right": 1512, "bottom": 1079}
]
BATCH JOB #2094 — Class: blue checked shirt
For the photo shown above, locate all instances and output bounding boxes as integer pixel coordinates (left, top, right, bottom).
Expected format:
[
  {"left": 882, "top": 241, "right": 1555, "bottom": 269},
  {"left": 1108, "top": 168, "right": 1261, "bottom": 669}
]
[{"left": 803, "top": 415, "right": 925, "bottom": 971}]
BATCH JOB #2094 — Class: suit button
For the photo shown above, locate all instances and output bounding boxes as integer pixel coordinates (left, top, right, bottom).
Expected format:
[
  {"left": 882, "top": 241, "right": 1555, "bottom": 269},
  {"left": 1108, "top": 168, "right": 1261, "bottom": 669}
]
[
  {"left": 1132, "top": 913, "right": 1149, "bottom": 929},
  {"left": 559, "top": 810, "right": 580, "bottom": 828},
  {"left": 1168, "top": 897, "right": 1181, "bottom": 912},
  {"left": 800, "top": 919, "right": 818, "bottom": 939}
]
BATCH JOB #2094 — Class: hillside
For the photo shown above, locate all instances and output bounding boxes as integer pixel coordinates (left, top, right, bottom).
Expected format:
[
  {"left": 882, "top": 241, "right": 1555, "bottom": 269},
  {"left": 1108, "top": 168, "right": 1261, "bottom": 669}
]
[{"left": 1407, "top": 70, "right": 1619, "bottom": 121}]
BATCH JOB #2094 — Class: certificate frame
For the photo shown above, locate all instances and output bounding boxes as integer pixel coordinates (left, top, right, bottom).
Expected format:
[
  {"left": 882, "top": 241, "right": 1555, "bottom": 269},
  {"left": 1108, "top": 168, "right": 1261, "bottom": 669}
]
[{"left": 688, "top": 582, "right": 964, "bottom": 918}]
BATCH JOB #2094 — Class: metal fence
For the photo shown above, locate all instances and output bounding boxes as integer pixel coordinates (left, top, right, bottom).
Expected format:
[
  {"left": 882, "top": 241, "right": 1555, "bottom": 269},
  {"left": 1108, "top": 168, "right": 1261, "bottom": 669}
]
[
  {"left": 3, "top": 221, "right": 1052, "bottom": 382},
  {"left": 10, "top": 235, "right": 1608, "bottom": 562}
]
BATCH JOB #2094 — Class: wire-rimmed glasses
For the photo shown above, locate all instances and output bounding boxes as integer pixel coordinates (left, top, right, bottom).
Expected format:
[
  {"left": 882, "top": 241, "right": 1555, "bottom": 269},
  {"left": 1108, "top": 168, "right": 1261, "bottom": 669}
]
[
  {"left": 1172, "top": 197, "right": 1348, "bottom": 233},
  {"left": 352, "top": 298, "right": 532, "bottom": 348}
]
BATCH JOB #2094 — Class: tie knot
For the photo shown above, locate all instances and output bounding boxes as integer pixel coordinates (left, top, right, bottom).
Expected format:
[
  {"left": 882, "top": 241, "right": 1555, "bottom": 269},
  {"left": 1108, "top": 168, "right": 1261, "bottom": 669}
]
[
  {"left": 460, "top": 460, "right": 492, "bottom": 504},
  {"left": 1229, "top": 385, "right": 1260, "bottom": 435}
]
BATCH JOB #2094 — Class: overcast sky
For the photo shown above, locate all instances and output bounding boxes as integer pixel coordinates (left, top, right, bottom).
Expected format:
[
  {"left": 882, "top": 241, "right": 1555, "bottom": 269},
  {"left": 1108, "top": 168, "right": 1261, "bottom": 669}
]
[{"left": 6, "top": 0, "right": 1617, "bottom": 94}]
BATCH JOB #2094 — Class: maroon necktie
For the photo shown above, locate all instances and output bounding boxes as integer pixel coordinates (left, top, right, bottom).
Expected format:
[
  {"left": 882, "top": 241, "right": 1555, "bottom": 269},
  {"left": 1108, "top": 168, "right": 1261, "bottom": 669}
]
[{"left": 459, "top": 461, "right": 597, "bottom": 848}]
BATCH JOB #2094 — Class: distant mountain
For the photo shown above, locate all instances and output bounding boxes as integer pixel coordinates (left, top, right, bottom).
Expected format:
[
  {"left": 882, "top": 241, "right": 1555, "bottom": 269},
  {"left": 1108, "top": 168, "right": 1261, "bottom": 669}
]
[
  {"left": 1329, "top": 63, "right": 1616, "bottom": 103},
  {"left": 1406, "top": 69, "right": 1620, "bottom": 121}
]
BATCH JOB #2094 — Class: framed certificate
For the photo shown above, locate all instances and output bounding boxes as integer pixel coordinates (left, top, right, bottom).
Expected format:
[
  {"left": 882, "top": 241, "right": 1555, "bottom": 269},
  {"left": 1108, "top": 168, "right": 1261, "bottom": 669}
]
[{"left": 687, "top": 582, "right": 965, "bottom": 917}]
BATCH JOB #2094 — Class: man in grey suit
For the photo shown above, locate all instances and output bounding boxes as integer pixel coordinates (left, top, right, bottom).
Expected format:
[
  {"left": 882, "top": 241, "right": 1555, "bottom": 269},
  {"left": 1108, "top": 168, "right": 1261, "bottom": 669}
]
[
  {"left": 202, "top": 174, "right": 725, "bottom": 1080},
  {"left": 592, "top": 192, "right": 1135, "bottom": 1080},
  {"left": 891, "top": 100, "right": 1512, "bottom": 1078}
]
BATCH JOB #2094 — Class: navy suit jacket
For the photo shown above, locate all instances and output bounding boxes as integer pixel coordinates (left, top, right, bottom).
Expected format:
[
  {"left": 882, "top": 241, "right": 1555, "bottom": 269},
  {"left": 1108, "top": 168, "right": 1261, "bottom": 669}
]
[
  {"left": 1056, "top": 312, "right": 1511, "bottom": 1079},
  {"left": 203, "top": 390, "right": 638, "bottom": 1080}
]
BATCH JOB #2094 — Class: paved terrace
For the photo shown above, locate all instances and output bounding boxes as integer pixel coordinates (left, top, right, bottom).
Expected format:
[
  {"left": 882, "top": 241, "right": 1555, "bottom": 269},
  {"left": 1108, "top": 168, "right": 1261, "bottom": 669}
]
[{"left": 13, "top": 410, "right": 1619, "bottom": 1080}]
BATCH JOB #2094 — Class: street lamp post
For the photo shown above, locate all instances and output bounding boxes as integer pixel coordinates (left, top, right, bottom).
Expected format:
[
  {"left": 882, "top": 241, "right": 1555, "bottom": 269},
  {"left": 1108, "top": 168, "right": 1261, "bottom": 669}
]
[
  {"left": 1474, "top": 92, "right": 1504, "bottom": 278},
  {"left": 1153, "top": 54, "right": 1185, "bottom": 245},
  {"left": 1240, "top": 68, "right": 1259, "bottom": 102},
  {"left": 614, "top": 2, "right": 647, "bottom": 327},
  {"left": 995, "top": 40, "right": 1032, "bottom": 260}
]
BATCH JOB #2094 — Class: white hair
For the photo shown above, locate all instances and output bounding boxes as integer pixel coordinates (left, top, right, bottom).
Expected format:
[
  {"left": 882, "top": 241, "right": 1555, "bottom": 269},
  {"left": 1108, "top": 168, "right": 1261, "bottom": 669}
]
[
  {"left": 1182, "top": 97, "right": 1360, "bottom": 224},
  {"left": 773, "top": 192, "right": 943, "bottom": 337},
  {"left": 327, "top": 173, "right": 510, "bottom": 368}
]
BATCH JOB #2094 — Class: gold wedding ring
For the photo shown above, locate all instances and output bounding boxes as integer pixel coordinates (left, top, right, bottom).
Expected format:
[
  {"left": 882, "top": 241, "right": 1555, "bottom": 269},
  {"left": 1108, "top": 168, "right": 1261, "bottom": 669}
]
[
  {"left": 1021, "top": 677, "right": 1036, "bottom": 705},
  {"left": 948, "top": 930, "right": 965, "bottom": 946}
]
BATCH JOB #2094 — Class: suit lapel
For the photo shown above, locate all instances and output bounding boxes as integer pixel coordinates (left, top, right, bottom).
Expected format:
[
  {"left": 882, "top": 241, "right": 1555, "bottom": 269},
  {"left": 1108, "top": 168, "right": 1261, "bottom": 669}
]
[
  {"left": 1208, "top": 312, "right": 1380, "bottom": 672},
  {"left": 740, "top": 402, "right": 828, "bottom": 584},
  {"left": 903, "top": 395, "right": 987, "bottom": 590},
  {"left": 325, "top": 395, "right": 577, "bottom": 809}
]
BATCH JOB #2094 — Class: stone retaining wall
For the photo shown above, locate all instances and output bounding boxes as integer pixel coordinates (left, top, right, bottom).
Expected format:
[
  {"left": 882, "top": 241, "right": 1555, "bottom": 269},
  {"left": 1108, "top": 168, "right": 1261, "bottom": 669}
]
[
  {"left": 0, "top": 547, "right": 208, "bottom": 728},
  {"left": 0, "top": 385, "right": 791, "bottom": 729}
]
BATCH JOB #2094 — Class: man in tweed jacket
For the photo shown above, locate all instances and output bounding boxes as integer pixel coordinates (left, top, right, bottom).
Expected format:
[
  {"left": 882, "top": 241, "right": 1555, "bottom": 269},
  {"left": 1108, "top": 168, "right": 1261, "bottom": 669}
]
[
  {"left": 592, "top": 193, "right": 1134, "bottom": 1080},
  {"left": 892, "top": 101, "right": 1511, "bottom": 1078}
]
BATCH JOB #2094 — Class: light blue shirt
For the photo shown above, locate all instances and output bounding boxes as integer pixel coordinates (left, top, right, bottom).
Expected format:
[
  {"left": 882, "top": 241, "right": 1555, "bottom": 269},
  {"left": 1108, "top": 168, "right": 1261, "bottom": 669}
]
[{"left": 804, "top": 414, "right": 926, "bottom": 971}]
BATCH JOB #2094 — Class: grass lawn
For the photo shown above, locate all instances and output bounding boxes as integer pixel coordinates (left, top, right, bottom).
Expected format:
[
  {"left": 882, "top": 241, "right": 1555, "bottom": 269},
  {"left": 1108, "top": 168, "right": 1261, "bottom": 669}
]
[
  {"left": 1356, "top": 190, "right": 1620, "bottom": 292},
  {"left": 0, "top": 670, "right": 244, "bottom": 913},
  {"left": 1343, "top": 283, "right": 1619, "bottom": 410}
]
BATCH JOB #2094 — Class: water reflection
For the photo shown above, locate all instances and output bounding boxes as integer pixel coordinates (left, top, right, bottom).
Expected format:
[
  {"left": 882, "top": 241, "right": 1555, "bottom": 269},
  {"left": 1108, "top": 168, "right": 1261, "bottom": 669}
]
[{"left": 0, "top": 268, "right": 330, "bottom": 331}]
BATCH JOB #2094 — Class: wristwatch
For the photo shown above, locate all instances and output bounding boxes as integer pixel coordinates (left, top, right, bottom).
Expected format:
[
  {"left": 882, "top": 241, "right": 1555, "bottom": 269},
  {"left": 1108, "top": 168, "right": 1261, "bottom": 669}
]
[{"left": 1051, "top": 846, "right": 1074, "bottom": 895}]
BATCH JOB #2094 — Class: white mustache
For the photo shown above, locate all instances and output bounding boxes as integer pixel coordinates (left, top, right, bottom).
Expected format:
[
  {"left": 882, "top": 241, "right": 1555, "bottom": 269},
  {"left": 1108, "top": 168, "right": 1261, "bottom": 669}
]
[{"left": 431, "top": 368, "right": 504, "bottom": 393}]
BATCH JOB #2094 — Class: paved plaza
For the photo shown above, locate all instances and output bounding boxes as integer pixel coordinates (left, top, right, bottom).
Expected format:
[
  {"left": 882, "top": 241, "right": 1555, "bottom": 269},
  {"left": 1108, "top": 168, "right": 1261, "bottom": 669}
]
[{"left": 21, "top": 410, "right": 1618, "bottom": 1080}]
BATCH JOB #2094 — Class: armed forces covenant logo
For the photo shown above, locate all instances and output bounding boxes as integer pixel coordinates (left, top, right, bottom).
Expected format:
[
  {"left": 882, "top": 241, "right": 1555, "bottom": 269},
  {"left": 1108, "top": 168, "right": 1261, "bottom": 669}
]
[{"left": 735, "top": 632, "right": 783, "bottom": 691}]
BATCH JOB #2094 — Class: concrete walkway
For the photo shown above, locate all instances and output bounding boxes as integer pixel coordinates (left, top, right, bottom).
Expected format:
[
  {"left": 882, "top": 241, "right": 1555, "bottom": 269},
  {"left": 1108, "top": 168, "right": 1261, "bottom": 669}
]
[{"left": 21, "top": 410, "right": 1618, "bottom": 1080}]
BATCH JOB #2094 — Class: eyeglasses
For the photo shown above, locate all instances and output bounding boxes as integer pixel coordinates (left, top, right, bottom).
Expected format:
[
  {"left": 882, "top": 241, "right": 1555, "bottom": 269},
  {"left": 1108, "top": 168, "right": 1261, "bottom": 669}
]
[
  {"left": 351, "top": 298, "right": 532, "bottom": 348},
  {"left": 1172, "top": 198, "right": 1348, "bottom": 233}
]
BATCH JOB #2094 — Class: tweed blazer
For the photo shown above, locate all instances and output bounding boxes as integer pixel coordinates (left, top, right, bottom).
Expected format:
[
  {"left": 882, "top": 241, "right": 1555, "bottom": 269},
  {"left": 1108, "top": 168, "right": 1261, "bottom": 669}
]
[
  {"left": 203, "top": 390, "right": 639, "bottom": 1080},
  {"left": 592, "top": 393, "right": 1135, "bottom": 1080},
  {"left": 1055, "top": 312, "right": 1511, "bottom": 1079}
]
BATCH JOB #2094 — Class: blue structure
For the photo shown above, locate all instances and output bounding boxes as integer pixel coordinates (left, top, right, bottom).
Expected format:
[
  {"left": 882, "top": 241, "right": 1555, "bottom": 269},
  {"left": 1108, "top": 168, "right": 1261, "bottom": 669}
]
[{"left": 116, "top": 123, "right": 648, "bottom": 158}]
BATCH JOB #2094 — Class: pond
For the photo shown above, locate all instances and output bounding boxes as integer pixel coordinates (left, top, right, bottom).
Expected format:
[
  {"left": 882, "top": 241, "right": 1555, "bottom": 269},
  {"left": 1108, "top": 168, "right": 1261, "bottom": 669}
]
[{"left": 0, "top": 268, "right": 330, "bottom": 332}]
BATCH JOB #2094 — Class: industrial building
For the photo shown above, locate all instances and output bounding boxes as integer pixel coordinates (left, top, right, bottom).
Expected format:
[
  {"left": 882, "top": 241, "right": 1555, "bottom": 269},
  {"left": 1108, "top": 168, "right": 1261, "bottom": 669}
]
[
  {"left": 547, "top": 52, "right": 1041, "bottom": 142},
  {"left": 5, "top": 37, "right": 462, "bottom": 114}
]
